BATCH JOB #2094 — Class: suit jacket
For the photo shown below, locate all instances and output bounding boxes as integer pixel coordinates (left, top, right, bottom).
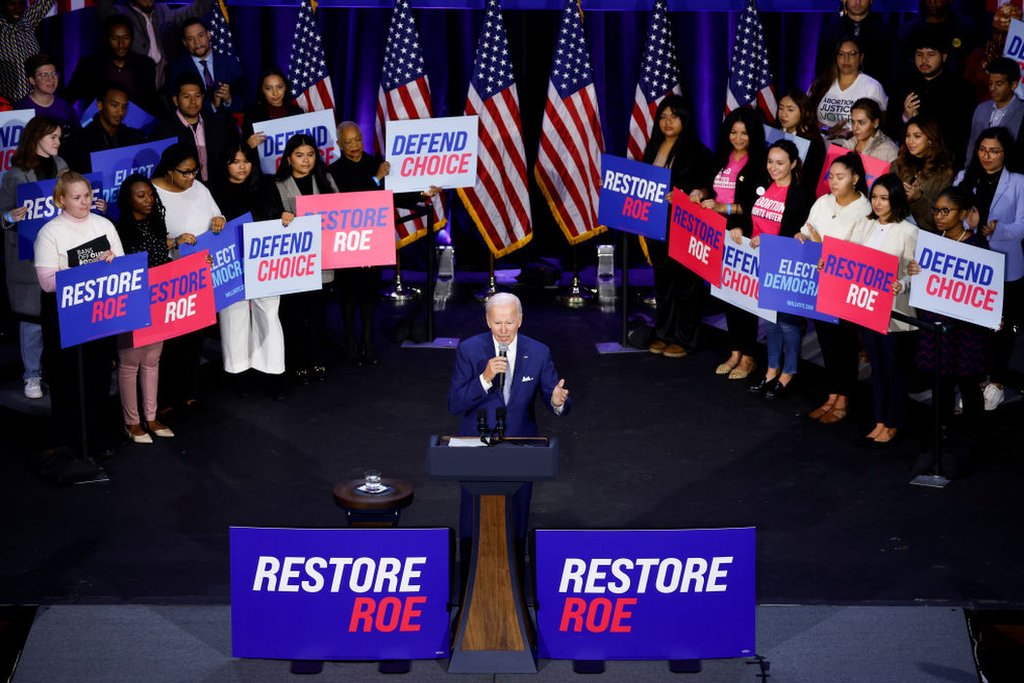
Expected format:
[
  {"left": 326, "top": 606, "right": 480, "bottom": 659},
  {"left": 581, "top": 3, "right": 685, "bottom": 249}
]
[
  {"left": 448, "top": 332, "right": 571, "bottom": 437},
  {"left": 149, "top": 111, "right": 235, "bottom": 181},
  {"left": 62, "top": 120, "right": 146, "bottom": 173},
  {"left": 165, "top": 52, "right": 246, "bottom": 114},
  {"left": 97, "top": 0, "right": 214, "bottom": 72}
]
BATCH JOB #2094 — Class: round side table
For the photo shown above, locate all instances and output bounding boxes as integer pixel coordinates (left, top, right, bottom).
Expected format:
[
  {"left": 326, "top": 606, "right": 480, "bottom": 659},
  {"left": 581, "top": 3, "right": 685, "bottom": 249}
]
[{"left": 332, "top": 479, "right": 414, "bottom": 527}]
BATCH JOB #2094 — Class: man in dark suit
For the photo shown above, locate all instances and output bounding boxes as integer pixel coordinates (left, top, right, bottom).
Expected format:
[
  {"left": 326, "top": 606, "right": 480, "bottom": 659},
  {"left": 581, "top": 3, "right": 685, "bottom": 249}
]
[
  {"left": 449, "top": 292, "right": 570, "bottom": 437},
  {"left": 164, "top": 17, "right": 245, "bottom": 115},
  {"left": 62, "top": 83, "right": 146, "bottom": 173},
  {"left": 149, "top": 71, "right": 233, "bottom": 182}
]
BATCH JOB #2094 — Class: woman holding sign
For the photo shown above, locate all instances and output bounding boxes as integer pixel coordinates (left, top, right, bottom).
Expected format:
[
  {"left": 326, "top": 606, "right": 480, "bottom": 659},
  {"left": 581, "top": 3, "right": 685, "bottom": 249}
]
[
  {"left": 274, "top": 133, "right": 338, "bottom": 383},
  {"left": 851, "top": 174, "right": 919, "bottom": 445},
  {"left": 34, "top": 172, "right": 125, "bottom": 458},
  {"left": 748, "top": 140, "right": 811, "bottom": 399},
  {"left": 690, "top": 108, "right": 767, "bottom": 379},
  {"left": 212, "top": 142, "right": 287, "bottom": 398},
  {"left": 953, "top": 127, "right": 1024, "bottom": 412},
  {"left": 774, "top": 90, "right": 825, "bottom": 201},
  {"left": 797, "top": 152, "right": 871, "bottom": 424},
  {"left": 1, "top": 115, "right": 66, "bottom": 401},
  {"left": 643, "top": 95, "right": 715, "bottom": 359},
  {"left": 152, "top": 143, "right": 225, "bottom": 413},
  {"left": 114, "top": 175, "right": 174, "bottom": 443},
  {"left": 889, "top": 116, "right": 954, "bottom": 233},
  {"left": 242, "top": 68, "right": 303, "bottom": 151}
]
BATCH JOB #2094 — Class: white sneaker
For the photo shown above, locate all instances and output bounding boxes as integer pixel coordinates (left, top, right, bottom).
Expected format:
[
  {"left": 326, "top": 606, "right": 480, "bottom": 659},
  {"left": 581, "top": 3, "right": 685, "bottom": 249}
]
[
  {"left": 983, "top": 383, "right": 1005, "bottom": 411},
  {"left": 24, "top": 378, "right": 43, "bottom": 399}
]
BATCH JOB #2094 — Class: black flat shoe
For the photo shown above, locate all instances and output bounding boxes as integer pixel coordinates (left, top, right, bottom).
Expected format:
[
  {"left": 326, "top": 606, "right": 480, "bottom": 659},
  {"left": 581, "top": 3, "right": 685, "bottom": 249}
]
[
  {"left": 765, "top": 379, "right": 793, "bottom": 400},
  {"left": 748, "top": 377, "right": 778, "bottom": 395}
]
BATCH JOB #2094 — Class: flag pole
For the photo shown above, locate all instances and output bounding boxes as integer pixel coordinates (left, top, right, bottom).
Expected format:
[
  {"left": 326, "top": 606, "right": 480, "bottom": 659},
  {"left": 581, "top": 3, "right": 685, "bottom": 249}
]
[
  {"left": 558, "top": 245, "right": 592, "bottom": 307},
  {"left": 382, "top": 249, "right": 420, "bottom": 302},
  {"left": 474, "top": 253, "right": 498, "bottom": 302}
]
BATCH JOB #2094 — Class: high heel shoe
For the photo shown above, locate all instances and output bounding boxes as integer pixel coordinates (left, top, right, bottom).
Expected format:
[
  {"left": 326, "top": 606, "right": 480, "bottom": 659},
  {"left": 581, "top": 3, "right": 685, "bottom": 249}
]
[
  {"left": 728, "top": 360, "right": 756, "bottom": 381},
  {"left": 748, "top": 377, "right": 778, "bottom": 395},
  {"left": 125, "top": 424, "right": 153, "bottom": 444},
  {"left": 765, "top": 379, "right": 793, "bottom": 399},
  {"left": 146, "top": 420, "right": 175, "bottom": 438}
]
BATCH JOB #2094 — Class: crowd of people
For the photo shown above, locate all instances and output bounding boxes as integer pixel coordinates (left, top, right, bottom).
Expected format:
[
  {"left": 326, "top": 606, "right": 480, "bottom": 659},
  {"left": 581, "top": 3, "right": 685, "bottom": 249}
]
[{"left": 0, "top": 0, "right": 1020, "bottom": 479}]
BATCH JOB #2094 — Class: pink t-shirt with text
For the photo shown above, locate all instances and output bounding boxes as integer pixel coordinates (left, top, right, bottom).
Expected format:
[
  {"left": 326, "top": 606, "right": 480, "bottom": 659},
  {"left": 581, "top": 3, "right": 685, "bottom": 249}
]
[
  {"left": 750, "top": 183, "right": 790, "bottom": 238},
  {"left": 712, "top": 155, "right": 747, "bottom": 206}
]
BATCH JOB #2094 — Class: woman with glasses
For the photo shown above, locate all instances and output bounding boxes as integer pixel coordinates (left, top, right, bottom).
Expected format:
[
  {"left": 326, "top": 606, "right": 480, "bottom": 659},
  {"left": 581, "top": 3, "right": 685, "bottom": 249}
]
[
  {"left": 953, "top": 126, "right": 1024, "bottom": 412},
  {"left": 808, "top": 36, "right": 888, "bottom": 140},
  {"left": 152, "top": 143, "right": 225, "bottom": 413}
]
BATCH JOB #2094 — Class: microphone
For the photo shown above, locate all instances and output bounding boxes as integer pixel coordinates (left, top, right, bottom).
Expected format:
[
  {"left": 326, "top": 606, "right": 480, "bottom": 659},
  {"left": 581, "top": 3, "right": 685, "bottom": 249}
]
[
  {"left": 477, "top": 409, "right": 489, "bottom": 444},
  {"left": 495, "top": 407, "right": 506, "bottom": 442},
  {"left": 495, "top": 343, "right": 509, "bottom": 396}
]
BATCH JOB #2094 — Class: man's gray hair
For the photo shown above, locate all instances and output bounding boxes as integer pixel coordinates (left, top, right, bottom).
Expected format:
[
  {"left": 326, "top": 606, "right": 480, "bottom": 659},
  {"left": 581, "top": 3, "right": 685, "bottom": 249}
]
[{"left": 485, "top": 292, "right": 522, "bottom": 317}]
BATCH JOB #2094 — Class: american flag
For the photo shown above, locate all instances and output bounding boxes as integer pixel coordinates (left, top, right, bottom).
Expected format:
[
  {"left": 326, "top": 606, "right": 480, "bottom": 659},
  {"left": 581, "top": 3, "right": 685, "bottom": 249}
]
[
  {"left": 287, "top": 0, "right": 335, "bottom": 113},
  {"left": 206, "top": 0, "right": 238, "bottom": 61},
  {"left": 724, "top": 0, "right": 777, "bottom": 125},
  {"left": 41, "top": 0, "right": 93, "bottom": 17},
  {"left": 457, "top": 0, "right": 532, "bottom": 258},
  {"left": 626, "top": 0, "right": 681, "bottom": 161},
  {"left": 375, "top": 0, "right": 446, "bottom": 246},
  {"left": 534, "top": 0, "right": 605, "bottom": 245}
]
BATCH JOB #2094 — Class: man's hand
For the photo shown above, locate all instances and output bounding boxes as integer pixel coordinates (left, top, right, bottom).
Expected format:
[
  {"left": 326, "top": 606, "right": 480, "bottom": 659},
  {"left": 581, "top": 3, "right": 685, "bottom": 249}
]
[
  {"left": 903, "top": 92, "right": 920, "bottom": 120},
  {"left": 481, "top": 356, "right": 508, "bottom": 383},
  {"left": 551, "top": 379, "right": 569, "bottom": 407},
  {"left": 212, "top": 83, "right": 231, "bottom": 108}
]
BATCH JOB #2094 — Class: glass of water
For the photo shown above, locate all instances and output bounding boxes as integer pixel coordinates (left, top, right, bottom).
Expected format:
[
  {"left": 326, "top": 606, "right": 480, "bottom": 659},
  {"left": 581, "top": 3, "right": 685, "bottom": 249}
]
[{"left": 364, "top": 469, "right": 383, "bottom": 492}]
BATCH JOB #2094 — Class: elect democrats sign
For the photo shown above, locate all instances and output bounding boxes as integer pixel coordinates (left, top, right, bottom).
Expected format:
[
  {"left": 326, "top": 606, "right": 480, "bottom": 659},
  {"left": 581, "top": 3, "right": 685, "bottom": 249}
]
[
  {"left": 535, "top": 528, "right": 755, "bottom": 661},
  {"left": 253, "top": 109, "right": 341, "bottom": 174},
  {"left": 758, "top": 235, "right": 837, "bottom": 323},
  {"left": 230, "top": 527, "right": 450, "bottom": 661},
  {"left": 597, "top": 154, "right": 671, "bottom": 240},
  {"left": 180, "top": 213, "right": 248, "bottom": 311},
  {"left": 55, "top": 252, "right": 151, "bottom": 348},
  {"left": 16, "top": 173, "right": 103, "bottom": 259},
  {"left": 90, "top": 138, "right": 175, "bottom": 220},
  {"left": 384, "top": 116, "right": 479, "bottom": 193}
]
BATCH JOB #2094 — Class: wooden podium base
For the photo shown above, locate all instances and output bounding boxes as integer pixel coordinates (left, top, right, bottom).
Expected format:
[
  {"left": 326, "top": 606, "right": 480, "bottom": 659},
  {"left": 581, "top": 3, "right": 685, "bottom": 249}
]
[{"left": 448, "top": 492, "right": 536, "bottom": 673}]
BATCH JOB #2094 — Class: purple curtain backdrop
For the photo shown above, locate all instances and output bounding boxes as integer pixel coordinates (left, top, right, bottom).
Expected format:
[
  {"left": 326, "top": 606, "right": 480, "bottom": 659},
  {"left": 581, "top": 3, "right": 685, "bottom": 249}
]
[{"left": 37, "top": 5, "right": 921, "bottom": 266}]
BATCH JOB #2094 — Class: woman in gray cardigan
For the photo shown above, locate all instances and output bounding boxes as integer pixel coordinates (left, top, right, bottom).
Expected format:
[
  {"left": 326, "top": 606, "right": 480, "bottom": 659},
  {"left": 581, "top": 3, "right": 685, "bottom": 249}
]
[
  {"left": 273, "top": 133, "right": 338, "bottom": 384},
  {"left": 1, "top": 116, "right": 67, "bottom": 400}
]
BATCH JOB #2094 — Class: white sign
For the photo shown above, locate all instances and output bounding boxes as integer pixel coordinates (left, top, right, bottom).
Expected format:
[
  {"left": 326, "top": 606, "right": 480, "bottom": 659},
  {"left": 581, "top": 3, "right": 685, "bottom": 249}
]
[
  {"left": 909, "top": 230, "right": 1005, "bottom": 330},
  {"left": 763, "top": 125, "right": 811, "bottom": 164},
  {"left": 253, "top": 109, "right": 341, "bottom": 174},
  {"left": 711, "top": 236, "right": 777, "bottom": 323},
  {"left": 0, "top": 109, "right": 36, "bottom": 179},
  {"left": 242, "top": 215, "right": 323, "bottom": 298},
  {"left": 384, "top": 115, "right": 479, "bottom": 192}
]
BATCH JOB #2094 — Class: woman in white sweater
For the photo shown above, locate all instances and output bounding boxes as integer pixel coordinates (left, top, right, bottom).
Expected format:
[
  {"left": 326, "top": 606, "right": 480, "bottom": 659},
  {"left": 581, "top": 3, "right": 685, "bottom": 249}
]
[{"left": 796, "top": 152, "right": 871, "bottom": 425}]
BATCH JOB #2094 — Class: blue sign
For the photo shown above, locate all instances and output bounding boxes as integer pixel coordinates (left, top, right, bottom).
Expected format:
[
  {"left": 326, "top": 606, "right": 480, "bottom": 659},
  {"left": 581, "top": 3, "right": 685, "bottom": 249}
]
[
  {"left": 55, "top": 252, "right": 151, "bottom": 348},
  {"left": 90, "top": 138, "right": 176, "bottom": 221},
  {"left": 80, "top": 99, "right": 158, "bottom": 134},
  {"left": 180, "top": 213, "right": 248, "bottom": 312},
  {"left": 598, "top": 154, "right": 672, "bottom": 240},
  {"left": 16, "top": 173, "right": 103, "bottom": 260},
  {"left": 757, "top": 235, "right": 838, "bottom": 323},
  {"left": 230, "top": 527, "right": 451, "bottom": 661},
  {"left": 535, "top": 528, "right": 755, "bottom": 661}
]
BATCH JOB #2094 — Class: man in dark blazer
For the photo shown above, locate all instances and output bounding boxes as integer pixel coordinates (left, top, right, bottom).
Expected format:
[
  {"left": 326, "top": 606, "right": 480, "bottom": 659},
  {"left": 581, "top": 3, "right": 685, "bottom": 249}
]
[
  {"left": 149, "top": 71, "right": 234, "bottom": 182},
  {"left": 449, "top": 292, "right": 570, "bottom": 437},
  {"left": 164, "top": 17, "right": 245, "bottom": 115},
  {"left": 62, "top": 83, "right": 146, "bottom": 173}
]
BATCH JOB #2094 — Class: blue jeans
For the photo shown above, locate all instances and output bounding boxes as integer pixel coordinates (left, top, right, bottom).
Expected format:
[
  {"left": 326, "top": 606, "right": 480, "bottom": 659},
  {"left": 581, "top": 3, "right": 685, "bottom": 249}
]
[
  {"left": 766, "top": 314, "right": 802, "bottom": 375},
  {"left": 20, "top": 322, "right": 42, "bottom": 381}
]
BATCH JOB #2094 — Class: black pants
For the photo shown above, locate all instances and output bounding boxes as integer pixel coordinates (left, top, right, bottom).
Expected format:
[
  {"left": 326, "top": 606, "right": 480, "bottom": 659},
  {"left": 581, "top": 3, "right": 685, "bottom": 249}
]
[
  {"left": 725, "top": 305, "right": 758, "bottom": 357},
  {"left": 648, "top": 241, "right": 704, "bottom": 350},
  {"left": 337, "top": 267, "right": 380, "bottom": 355},
  {"left": 280, "top": 288, "right": 328, "bottom": 371},
  {"left": 41, "top": 292, "right": 115, "bottom": 457},
  {"left": 991, "top": 277, "right": 1023, "bottom": 385},
  {"left": 159, "top": 330, "right": 204, "bottom": 407},
  {"left": 816, "top": 319, "right": 860, "bottom": 397},
  {"left": 863, "top": 329, "right": 917, "bottom": 429}
]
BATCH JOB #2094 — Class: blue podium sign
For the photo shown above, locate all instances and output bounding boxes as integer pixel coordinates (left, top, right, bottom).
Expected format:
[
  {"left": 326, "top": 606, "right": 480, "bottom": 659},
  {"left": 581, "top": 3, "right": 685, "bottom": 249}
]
[
  {"left": 535, "top": 528, "right": 755, "bottom": 661},
  {"left": 230, "top": 527, "right": 451, "bottom": 661}
]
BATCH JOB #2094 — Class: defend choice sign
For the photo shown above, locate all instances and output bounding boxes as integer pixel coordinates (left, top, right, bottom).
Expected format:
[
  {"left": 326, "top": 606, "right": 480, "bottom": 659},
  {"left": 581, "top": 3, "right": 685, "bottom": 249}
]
[
  {"left": 243, "top": 215, "right": 322, "bottom": 298},
  {"left": 817, "top": 236, "right": 898, "bottom": 334},
  {"left": 55, "top": 252, "right": 150, "bottom": 349},
  {"left": 710, "top": 236, "right": 777, "bottom": 323},
  {"left": 535, "top": 528, "right": 756, "bottom": 661},
  {"left": 667, "top": 190, "right": 725, "bottom": 286},
  {"left": 296, "top": 192, "right": 397, "bottom": 269},
  {"left": 384, "top": 115, "right": 479, "bottom": 192},
  {"left": 909, "top": 230, "right": 1005, "bottom": 330},
  {"left": 90, "top": 138, "right": 176, "bottom": 220},
  {"left": 253, "top": 109, "right": 341, "bottom": 174},
  {"left": 757, "top": 235, "right": 838, "bottom": 323},
  {"left": 597, "top": 154, "right": 671, "bottom": 240},
  {"left": 132, "top": 252, "right": 216, "bottom": 347},
  {"left": 0, "top": 109, "right": 34, "bottom": 176},
  {"left": 179, "top": 213, "right": 248, "bottom": 312},
  {"left": 16, "top": 172, "right": 103, "bottom": 259},
  {"left": 230, "top": 527, "right": 450, "bottom": 661}
]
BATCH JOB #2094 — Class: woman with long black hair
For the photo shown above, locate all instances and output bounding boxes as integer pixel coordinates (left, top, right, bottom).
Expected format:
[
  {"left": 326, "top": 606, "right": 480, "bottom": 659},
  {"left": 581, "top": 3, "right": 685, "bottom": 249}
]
[
  {"left": 643, "top": 95, "right": 715, "bottom": 359},
  {"left": 689, "top": 107, "right": 767, "bottom": 379}
]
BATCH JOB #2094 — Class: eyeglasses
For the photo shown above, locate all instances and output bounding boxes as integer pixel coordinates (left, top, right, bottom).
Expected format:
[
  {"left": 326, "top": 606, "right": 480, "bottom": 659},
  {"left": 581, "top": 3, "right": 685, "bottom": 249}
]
[
  {"left": 34, "top": 71, "right": 58, "bottom": 80},
  {"left": 929, "top": 207, "right": 956, "bottom": 217},
  {"left": 837, "top": 50, "right": 860, "bottom": 59},
  {"left": 174, "top": 167, "right": 199, "bottom": 177},
  {"left": 979, "top": 146, "right": 1004, "bottom": 157}
]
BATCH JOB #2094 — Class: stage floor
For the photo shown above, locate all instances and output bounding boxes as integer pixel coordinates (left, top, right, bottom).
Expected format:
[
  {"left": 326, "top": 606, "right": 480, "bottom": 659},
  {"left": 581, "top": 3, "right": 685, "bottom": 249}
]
[{"left": 0, "top": 277, "right": 1021, "bottom": 676}]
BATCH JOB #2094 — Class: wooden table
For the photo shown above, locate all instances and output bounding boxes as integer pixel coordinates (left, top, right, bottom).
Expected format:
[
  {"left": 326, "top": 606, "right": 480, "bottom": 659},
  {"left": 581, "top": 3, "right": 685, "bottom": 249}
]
[{"left": 331, "top": 479, "right": 414, "bottom": 527}]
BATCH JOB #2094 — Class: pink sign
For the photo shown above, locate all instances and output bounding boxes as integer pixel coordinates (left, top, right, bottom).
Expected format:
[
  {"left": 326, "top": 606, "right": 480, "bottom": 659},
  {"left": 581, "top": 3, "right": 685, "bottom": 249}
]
[
  {"left": 667, "top": 190, "right": 725, "bottom": 287},
  {"left": 815, "top": 144, "right": 891, "bottom": 198},
  {"left": 133, "top": 252, "right": 216, "bottom": 347},
  {"left": 817, "top": 236, "right": 898, "bottom": 334},
  {"left": 296, "top": 191, "right": 397, "bottom": 269}
]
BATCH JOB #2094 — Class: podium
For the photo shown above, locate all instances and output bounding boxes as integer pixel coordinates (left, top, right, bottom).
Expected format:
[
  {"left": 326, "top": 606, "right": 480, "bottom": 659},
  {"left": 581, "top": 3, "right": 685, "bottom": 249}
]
[{"left": 427, "top": 435, "right": 559, "bottom": 673}]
